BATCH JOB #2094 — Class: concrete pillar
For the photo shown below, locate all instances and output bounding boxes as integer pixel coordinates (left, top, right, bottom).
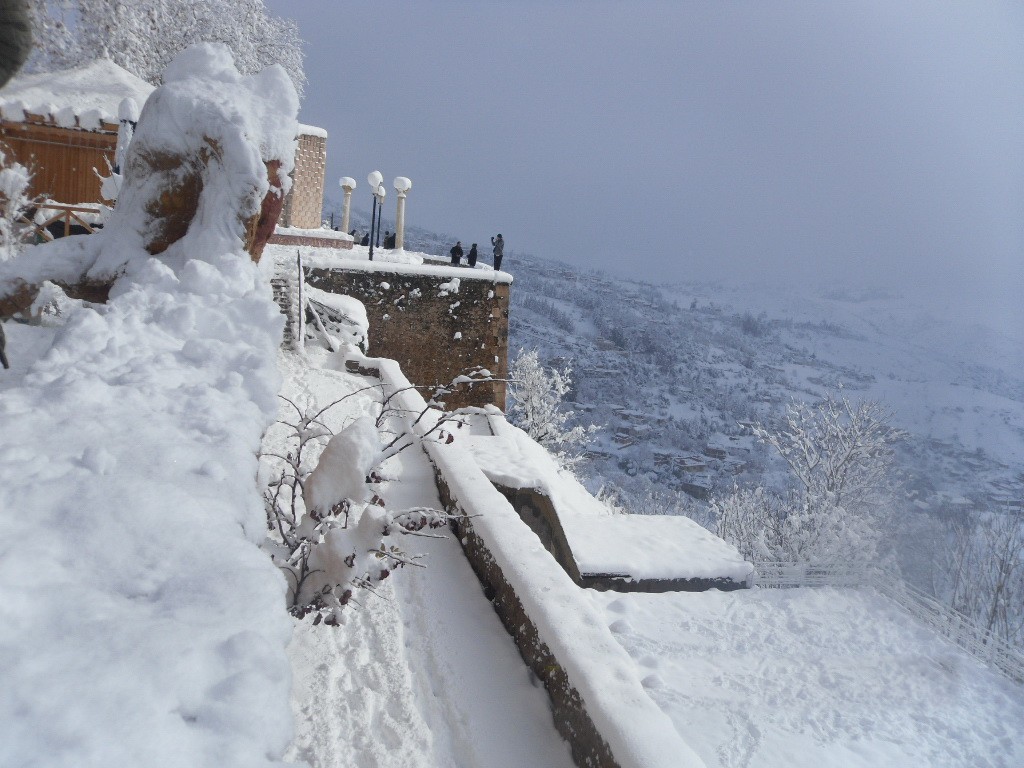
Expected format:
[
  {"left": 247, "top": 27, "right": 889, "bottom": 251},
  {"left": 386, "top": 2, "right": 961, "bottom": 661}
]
[
  {"left": 339, "top": 177, "right": 356, "bottom": 233},
  {"left": 393, "top": 176, "right": 412, "bottom": 249}
]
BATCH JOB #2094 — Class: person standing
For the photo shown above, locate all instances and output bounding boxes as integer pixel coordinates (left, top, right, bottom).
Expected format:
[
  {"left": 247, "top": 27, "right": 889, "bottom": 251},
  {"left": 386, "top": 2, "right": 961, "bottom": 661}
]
[
  {"left": 491, "top": 233, "right": 504, "bottom": 271},
  {"left": 0, "top": 321, "right": 8, "bottom": 370},
  {"left": 450, "top": 240, "right": 464, "bottom": 265},
  {"left": 467, "top": 243, "right": 478, "bottom": 267}
]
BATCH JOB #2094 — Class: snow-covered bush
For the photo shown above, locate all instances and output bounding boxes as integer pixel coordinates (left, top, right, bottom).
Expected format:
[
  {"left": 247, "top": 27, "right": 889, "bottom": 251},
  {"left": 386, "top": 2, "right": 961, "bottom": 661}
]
[
  {"left": 713, "top": 393, "right": 905, "bottom": 564},
  {"left": 507, "top": 348, "right": 597, "bottom": 471},
  {"left": 0, "top": 147, "right": 33, "bottom": 262},
  {"left": 260, "top": 377, "right": 480, "bottom": 625}
]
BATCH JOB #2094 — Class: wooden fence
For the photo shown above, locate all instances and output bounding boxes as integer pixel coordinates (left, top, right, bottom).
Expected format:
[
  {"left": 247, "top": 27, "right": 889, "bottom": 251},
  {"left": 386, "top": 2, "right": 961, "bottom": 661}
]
[
  {"left": 1, "top": 118, "right": 117, "bottom": 204},
  {"left": 19, "top": 203, "right": 102, "bottom": 242}
]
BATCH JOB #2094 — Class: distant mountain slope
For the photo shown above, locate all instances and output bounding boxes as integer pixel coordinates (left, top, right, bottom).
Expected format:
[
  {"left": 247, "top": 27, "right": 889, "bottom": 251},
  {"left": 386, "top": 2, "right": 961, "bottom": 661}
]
[
  {"left": 509, "top": 250, "right": 1024, "bottom": 587},
  {"left": 317, "top": 206, "right": 1023, "bottom": 582}
]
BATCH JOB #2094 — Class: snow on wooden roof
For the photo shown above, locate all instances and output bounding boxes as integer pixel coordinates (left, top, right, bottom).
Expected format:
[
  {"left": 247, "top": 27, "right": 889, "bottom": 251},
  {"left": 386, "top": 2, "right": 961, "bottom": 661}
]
[
  {"left": 0, "top": 58, "right": 327, "bottom": 139},
  {"left": 0, "top": 58, "right": 155, "bottom": 129}
]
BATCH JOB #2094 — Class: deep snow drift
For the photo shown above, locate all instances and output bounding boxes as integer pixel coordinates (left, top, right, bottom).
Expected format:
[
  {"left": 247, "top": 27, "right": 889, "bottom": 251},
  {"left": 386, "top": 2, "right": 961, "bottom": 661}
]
[{"left": 0, "top": 45, "right": 299, "bottom": 767}]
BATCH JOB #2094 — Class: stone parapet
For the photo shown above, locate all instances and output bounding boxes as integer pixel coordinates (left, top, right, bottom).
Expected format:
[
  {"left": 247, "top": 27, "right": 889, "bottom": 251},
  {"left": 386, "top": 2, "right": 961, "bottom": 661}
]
[
  {"left": 367, "top": 355, "right": 706, "bottom": 768},
  {"left": 305, "top": 265, "right": 509, "bottom": 410}
]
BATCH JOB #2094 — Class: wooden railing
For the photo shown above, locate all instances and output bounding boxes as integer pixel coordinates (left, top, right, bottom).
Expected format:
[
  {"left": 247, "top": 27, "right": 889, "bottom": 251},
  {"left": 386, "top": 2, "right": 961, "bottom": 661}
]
[{"left": 19, "top": 203, "right": 103, "bottom": 242}]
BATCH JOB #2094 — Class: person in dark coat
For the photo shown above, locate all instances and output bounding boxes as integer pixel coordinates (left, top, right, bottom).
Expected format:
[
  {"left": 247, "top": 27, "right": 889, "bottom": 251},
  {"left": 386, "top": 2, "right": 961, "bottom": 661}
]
[
  {"left": 0, "top": 321, "right": 9, "bottom": 370},
  {"left": 491, "top": 233, "right": 504, "bottom": 271},
  {"left": 383, "top": 231, "right": 396, "bottom": 249},
  {"left": 467, "top": 243, "right": 478, "bottom": 267},
  {"left": 449, "top": 241, "right": 463, "bottom": 265},
  {"left": 360, "top": 232, "right": 370, "bottom": 246}
]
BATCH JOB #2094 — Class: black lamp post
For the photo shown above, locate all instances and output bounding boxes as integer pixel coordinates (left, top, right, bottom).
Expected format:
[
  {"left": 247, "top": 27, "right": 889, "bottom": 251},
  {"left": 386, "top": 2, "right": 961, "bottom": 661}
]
[
  {"left": 375, "top": 185, "right": 386, "bottom": 248},
  {"left": 367, "top": 170, "right": 383, "bottom": 261}
]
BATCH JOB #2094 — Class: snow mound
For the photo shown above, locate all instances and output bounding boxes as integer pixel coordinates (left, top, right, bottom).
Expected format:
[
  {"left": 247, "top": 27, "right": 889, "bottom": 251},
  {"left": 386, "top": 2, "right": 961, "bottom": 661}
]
[{"left": 0, "top": 44, "right": 298, "bottom": 767}]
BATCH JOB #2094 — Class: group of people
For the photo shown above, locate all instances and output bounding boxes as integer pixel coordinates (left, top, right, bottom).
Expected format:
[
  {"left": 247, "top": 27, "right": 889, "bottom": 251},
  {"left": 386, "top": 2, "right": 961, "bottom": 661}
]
[
  {"left": 450, "top": 233, "right": 504, "bottom": 271},
  {"left": 351, "top": 229, "right": 397, "bottom": 249}
]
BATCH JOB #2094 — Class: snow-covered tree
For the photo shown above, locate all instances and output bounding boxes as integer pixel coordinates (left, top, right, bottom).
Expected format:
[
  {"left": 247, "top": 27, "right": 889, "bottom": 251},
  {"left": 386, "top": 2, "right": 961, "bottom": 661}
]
[
  {"left": 26, "top": 0, "right": 306, "bottom": 99},
  {"left": 507, "top": 348, "right": 596, "bottom": 470},
  {"left": 943, "top": 506, "right": 1024, "bottom": 647},
  {"left": 0, "top": 147, "right": 33, "bottom": 262},
  {"left": 713, "top": 393, "right": 905, "bottom": 564},
  {"left": 751, "top": 394, "right": 905, "bottom": 514}
]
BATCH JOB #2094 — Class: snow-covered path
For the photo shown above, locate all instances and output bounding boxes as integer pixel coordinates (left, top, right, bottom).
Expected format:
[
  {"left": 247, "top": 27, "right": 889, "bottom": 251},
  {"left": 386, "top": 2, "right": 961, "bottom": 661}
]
[{"left": 277, "top": 349, "right": 573, "bottom": 768}]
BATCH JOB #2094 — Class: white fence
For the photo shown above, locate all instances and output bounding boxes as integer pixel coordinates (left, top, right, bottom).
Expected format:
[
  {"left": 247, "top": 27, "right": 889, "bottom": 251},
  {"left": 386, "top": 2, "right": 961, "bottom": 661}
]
[{"left": 751, "top": 561, "right": 1024, "bottom": 685}]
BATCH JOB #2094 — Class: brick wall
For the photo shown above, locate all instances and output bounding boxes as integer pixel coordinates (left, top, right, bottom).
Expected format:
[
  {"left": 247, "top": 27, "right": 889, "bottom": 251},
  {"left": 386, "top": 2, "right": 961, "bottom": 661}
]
[
  {"left": 280, "top": 131, "right": 326, "bottom": 229},
  {"left": 305, "top": 266, "right": 510, "bottom": 410}
]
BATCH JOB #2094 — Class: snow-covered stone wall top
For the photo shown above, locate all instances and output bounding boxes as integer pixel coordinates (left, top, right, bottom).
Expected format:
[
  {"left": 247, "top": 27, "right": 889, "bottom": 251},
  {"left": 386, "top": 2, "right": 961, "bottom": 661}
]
[
  {"left": 297, "top": 123, "right": 327, "bottom": 138},
  {"left": 466, "top": 413, "right": 753, "bottom": 583},
  {"left": 561, "top": 514, "right": 753, "bottom": 582}
]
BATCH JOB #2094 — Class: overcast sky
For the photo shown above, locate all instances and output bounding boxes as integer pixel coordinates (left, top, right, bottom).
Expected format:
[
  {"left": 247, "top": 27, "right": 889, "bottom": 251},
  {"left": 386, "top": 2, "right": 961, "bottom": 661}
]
[{"left": 267, "top": 0, "right": 1023, "bottom": 327}]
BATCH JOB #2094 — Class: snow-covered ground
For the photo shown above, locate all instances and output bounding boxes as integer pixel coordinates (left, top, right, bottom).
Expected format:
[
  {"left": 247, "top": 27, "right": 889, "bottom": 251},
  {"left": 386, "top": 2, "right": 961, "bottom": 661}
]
[{"left": 591, "top": 587, "right": 1024, "bottom": 768}]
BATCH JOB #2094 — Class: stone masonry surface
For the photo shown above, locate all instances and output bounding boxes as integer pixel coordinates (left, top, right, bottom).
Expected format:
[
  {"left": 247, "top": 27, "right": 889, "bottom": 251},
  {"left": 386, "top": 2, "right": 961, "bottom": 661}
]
[
  {"left": 281, "top": 132, "right": 326, "bottom": 229},
  {"left": 305, "top": 267, "right": 510, "bottom": 410}
]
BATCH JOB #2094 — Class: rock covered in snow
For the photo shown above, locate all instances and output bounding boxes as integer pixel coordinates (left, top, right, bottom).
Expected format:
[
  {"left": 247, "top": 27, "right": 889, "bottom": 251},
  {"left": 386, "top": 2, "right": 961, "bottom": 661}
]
[{"left": 96, "top": 43, "right": 298, "bottom": 270}]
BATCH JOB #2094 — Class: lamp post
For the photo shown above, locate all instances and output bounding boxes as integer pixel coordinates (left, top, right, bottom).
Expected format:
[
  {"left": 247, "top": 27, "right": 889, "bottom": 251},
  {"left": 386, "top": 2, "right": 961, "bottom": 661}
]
[
  {"left": 367, "top": 170, "right": 383, "bottom": 261},
  {"left": 393, "top": 176, "right": 412, "bottom": 250},
  {"left": 374, "top": 184, "right": 386, "bottom": 248},
  {"left": 339, "top": 177, "right": 356, "bottom": 233}
]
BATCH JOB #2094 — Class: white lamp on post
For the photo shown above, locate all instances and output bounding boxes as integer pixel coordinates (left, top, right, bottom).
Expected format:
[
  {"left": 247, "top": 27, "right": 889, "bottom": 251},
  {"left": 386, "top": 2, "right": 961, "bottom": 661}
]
[
  {"left": 393, "top": 176, "right": 412, "bottom": 250},
  {"left": 339, "top": 177, "right": 356, "bottom": 234}
]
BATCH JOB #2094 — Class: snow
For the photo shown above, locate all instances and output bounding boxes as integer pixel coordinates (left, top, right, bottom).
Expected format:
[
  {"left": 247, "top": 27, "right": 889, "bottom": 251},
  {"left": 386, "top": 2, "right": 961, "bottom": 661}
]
[
  {"left": 0, "top": 58, "right": 155, "bottom": 126},
  {"left": 303, "top": 285, "right": 369, "bottom": 349},
  {"left": 364, "top": 359, "right": 706, "bottom": 768},
  {"left": 304, "top": 416, "right": 380, "bottom": 511},
  {"left": 0, "top": 44, "right": 299, "bottom": 767},
  {"left": 562, "top": 514, "right": 753, "bottom": 582},
  {"left": 297, "top": 123, "right": 327, "bottom": 138},
  {"left": 275, "top": 225, "right": 353, "bottom": 242},
  {"left": 463, "top": 408, "right": 751, "bottom": 581},
  {"left": 288, "top": 243, "right": 514, "bottom": 282},
  {"left": 592, "top": 586, "right": 1024, "bottom": 768}
]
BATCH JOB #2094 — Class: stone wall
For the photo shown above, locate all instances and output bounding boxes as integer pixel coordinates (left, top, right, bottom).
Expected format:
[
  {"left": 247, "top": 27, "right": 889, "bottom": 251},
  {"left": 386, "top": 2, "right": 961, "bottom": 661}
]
[
  {"left": 430, "top": 467, "right": 624, "bottom": 768},
  {"left": 306, "top": 266, "right": 510, "bottom": 410},
  {"left": 280, "top": 130, "right": 326, "bottom": 229}
]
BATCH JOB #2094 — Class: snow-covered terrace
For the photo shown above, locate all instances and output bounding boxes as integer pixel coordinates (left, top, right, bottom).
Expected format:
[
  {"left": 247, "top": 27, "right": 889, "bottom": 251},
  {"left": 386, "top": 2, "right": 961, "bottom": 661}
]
[
  {"left": 460, "top": 406, "right": 752, "bottom": 588},
  {"left": 293, "top": 241, "right": 513, "bottom": 284}
]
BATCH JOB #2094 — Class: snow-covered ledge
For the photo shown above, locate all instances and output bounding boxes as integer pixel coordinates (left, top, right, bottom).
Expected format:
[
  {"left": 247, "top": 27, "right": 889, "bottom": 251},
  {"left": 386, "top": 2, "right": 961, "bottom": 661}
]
[
  {"left": 366, "top": 356, "right": 706, "bottom": 768},
  {"left": 465, "top": 411, "right": 753, "bottom": 590}
]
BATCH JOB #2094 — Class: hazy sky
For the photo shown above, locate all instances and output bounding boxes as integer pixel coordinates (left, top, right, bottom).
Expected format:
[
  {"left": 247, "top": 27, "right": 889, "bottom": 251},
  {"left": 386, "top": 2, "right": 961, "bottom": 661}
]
[{"left": 267, "top": 0, "right": 1023, "bottom": 324}]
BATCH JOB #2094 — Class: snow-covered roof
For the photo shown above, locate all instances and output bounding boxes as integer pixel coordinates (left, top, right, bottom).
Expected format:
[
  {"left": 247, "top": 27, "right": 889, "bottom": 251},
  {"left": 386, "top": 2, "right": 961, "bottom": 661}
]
[{"left": 0, "top": 58, "right": 155, "bottom": 129}]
